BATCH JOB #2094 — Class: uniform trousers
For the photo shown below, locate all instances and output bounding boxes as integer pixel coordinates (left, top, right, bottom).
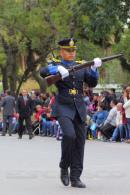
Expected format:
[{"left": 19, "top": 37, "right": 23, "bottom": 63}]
[{"left": 58, "top": 112, "right": 86, "bottom": 181}]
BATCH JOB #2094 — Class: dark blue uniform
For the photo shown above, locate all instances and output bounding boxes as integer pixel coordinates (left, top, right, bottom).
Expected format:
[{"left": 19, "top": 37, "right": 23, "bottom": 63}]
[{"left": 40, "top": 58, "right": 99, "bottom": 182}]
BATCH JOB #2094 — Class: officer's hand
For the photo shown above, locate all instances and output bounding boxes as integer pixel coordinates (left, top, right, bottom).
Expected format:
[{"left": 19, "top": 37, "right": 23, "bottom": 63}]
[
  {"left": 91, "top": 58, "right": 102, "bottom": 71},
  {"left": 58, "top": 65, "right": 69, "bottom": 79},
  {"left": 93, "top": 58, "right": 102, "bottom": 68}
]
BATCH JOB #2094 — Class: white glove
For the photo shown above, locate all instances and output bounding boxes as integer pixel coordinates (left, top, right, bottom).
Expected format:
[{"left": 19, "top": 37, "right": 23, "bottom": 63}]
[
  {"left": 94, "top": 57, "right": 102, "bottom": 67},
  {"left": 57, "top": 65, "right": 69, "bottom": 79},
  {"left": 91, "top": 58, "right": 102, "bottom": 71}
]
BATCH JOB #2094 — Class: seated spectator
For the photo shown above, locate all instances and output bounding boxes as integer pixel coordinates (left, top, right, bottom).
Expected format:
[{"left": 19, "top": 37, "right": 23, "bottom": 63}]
[
  {"left": 99, "top": 99, "right": 118, "bottom": 140},
  {"left": 32, "top": 105, "right": 45, "bottom": 134},
  {"left": 11, "top": 113, "right": 19, "bottom": 134},
  {"left": 90, "top": 102, "right": 108, "bottom": 138},
  {"left": 111, "top": 103, "right": 127, "bottom": 142},
  {"left": 33, "top": 105, "right": 45, "bottom": 122},
  {"left": 41, "top": 107, "right": 55, "bottom": 136},
  {"left": 92, "top": 102, "right": 108, "bottom": 126}
]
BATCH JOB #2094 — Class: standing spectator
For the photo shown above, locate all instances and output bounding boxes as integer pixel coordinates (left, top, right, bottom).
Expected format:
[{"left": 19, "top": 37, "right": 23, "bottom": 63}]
[
  {"left": 31, "top": 92, "right": 43, "bottom": 111},
  {"left": 48, "top": 92, "right": 57, "bottom": 117},
  {"left": 119, "top": 87, "right": 126, "bottom": 104},
  {"left": 0, "top": 90, "right": 16, "bottom": 136},
  {"left": 34, "top": 92, "right": 43, "bottom": 106},
  {"left": 16, "top": 89, "right": 34, "bottom": 139},
  {"left": 99, "top": 91, "right": 111, "bottom": 111},
  {"left": 123, "top": 86, "right": 130, "bottom": 143},
  {"left": 109, "top": 88, "right": 117, "bottom": 101},
  {"left": 44, "top": 92, "right": 51, "bottom": 107},
  {"left": 40, "top": 93, "right": 48, "bottom": 106}
]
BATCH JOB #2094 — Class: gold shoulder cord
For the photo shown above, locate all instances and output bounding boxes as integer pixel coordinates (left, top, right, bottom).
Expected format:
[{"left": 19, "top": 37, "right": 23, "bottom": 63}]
[
  {"left": 52, "top": 58, "right": 61, "bottom": 63},
  {"left": 76, "top": 60, "right": 86, "bottom": 64}
]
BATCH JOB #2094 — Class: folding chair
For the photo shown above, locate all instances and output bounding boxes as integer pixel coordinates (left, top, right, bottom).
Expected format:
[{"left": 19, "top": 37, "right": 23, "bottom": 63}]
[{"left": 32, "top": 121, "right": 41, "bottom": 135}]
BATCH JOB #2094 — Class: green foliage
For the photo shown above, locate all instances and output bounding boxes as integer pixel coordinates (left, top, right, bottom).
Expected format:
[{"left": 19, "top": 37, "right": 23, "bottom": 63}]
[
  {"left": 77, "top": 40, "right": 103, "bottom": 60},
  {"left": 77, "top": 0, "right": 130, "bottom": 47},
  {"left": 113, "top": 29, "right": 130, "bottom": 61},
  {"left": 0, "top": 0, "right": 130, "bottom": 92}
]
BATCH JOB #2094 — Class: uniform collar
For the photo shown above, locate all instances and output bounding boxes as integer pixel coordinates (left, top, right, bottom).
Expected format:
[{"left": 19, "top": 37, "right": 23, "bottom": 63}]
[{"left": 61, "top": 59, "right": 76, "bottom": 67}]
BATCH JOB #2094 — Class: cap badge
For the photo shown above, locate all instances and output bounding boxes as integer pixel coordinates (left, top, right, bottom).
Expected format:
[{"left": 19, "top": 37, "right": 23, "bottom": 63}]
[{"left": 69, "top": 39, "right": 74, "bottom": 47}]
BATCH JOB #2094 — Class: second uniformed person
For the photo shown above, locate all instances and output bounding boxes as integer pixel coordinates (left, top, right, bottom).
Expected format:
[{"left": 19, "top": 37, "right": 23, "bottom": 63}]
[{"left": 40, "top": 38, "right": 102, "bottom": 188}]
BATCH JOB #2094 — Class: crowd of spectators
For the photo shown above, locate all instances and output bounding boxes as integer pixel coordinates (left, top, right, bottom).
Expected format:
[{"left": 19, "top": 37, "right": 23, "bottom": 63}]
[
  {"left": 0, "top": 90, "right": 62, "bottom": 140},
  {"left": 85, "top": 86, "right": 130, "bottom": 143},
  {"left": 0, "top": 86, "right": 130, "bottom": 143}
]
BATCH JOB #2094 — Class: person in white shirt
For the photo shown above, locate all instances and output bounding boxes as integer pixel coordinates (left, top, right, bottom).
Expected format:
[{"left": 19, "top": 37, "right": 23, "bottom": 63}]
[
  {"left": 111, "top": 103, "right": 126, "bottom": 142},
  {"left": 123, "top": 86, "right": 130, "bottom": 142}
]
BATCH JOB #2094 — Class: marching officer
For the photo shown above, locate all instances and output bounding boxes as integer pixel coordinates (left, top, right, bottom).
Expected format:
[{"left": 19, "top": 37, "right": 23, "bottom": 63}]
[{"left": 40, "top": 38, "right": 102, "bottom": 188}]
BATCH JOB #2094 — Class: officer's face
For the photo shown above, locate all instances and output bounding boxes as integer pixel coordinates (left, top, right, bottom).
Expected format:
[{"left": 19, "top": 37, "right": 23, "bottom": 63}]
[{"left": 60, "top": 48, "right": 76, "bottom": 61}]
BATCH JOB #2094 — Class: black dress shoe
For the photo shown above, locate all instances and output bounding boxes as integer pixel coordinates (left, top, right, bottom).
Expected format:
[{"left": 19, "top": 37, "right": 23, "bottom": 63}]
[
  {"left": 29, "top": 135, "right": 34, "bottom": 139},
  {"left": 18, "top": 135, "right": 22, "bottom": 139},
  {"left": 60, "top": 168, "right": 69, "bottom": 186},
  {"left": 71, "top": 179, "right": 86, "bottom": 188}
]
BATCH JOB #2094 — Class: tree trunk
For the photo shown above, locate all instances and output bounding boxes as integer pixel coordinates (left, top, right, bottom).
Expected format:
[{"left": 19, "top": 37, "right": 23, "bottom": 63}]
[
  {"left": 1, "top": 37, "right": 18, "bottom": 95},
  {"left": 7, "top": 47, "right": 18, "bottom": 96},
  {"left": 1, "top": 66, "right": 9, "bottom": 92},
  {"left": 16, "top": 73, "right": 28, "bottom": 96},
  {"left": 32, "top": 70, "right": 47, "bottom": 93}
]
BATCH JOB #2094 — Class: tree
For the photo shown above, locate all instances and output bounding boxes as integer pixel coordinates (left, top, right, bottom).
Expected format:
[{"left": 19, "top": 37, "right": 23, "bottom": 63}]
[
  {"left": 0, "top": 0, "right": 80, "bottom": 94},
  {"left": 0, "top": 0, "right": 57, "bottom": 94},
  {"left": 1, "top": 0, "right": 130, "bottom": 93},
  {"left": 114, "top": 28, "right": 130, "bottom": 78},
  {"left": 77, "top": 0, "right": 130, "bottom": 48}
]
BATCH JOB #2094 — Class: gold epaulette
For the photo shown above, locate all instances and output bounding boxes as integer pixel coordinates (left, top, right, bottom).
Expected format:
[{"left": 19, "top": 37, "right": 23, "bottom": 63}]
[
  {"left": 76, "top": 60, "right": 86, "bottom": 64},
  {"left": 52, "top": 58, "right": 61, "bottom": 63}
]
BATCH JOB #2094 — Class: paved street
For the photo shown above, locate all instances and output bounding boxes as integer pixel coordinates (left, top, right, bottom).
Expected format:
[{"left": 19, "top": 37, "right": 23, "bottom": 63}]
[{"left": 0, "top": 135, "right": 130, "bottom": 195}]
